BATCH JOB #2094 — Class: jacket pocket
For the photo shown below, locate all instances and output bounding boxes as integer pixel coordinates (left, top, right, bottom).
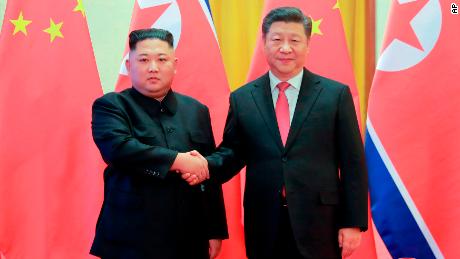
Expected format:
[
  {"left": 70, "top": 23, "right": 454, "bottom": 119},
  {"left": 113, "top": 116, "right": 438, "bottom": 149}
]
[{"left": 101, "top": 190, "right": 146, "bottom": 243}]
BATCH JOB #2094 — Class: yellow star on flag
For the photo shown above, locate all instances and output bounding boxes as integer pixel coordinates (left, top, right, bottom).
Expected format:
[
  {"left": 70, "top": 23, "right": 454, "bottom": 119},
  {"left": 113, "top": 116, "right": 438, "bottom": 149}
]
[
  {"left": 73, "top": 0, "right": 86, "bottom": 17},
  {"left": 43, "top": 18, "right": 64, "bottom": 42},
  {"left": 311, "top": 17, "right": 323, "bottom": 37},
  {"left": 10, "top": 11, "right": 32, "bottom": 36},
  {"left": 333, "top": 1, "right": 340, "bottom": 10}
]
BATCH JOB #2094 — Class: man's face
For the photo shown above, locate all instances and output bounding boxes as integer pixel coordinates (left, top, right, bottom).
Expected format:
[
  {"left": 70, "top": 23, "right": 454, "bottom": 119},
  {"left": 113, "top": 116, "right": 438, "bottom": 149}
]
[
  {"left": 126, "top": 38, "right": 177, "bottom": 99},
  {"left": 263, "top": 21, "right": 309, "bottom": 81}
]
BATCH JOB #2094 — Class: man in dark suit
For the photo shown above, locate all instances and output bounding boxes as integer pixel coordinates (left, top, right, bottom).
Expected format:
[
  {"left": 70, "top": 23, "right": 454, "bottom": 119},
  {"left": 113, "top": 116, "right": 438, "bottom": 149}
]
[
  {"left": 90, "top": 28, "right": 228, "bottom": 259},
  {"left": 205, "top": 7, "right": 368, "bottom": 259}
]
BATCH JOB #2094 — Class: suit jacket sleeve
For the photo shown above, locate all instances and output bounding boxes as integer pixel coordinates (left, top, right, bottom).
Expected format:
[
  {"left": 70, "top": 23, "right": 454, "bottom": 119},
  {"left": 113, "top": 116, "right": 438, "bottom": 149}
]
[
  {"left": 91, "top": 96, "right": 178, "bottom": 179},
  {"left": 207, "top": 94, "right": 246, "bottom": 184},
  {"left": 337, "top": 86, "right": 368, "bottom": 231},
  {"left": 200, "top": 107, "right": 229, "bottom": 239}
]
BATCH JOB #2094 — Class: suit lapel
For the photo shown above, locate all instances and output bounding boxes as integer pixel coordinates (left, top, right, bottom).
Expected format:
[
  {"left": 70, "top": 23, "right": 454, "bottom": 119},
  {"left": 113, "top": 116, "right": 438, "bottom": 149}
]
[
  {"left": 251, "top": 73, "right": 284, "bottom": 151},
  {"left": 284, "top": 69, "right": 323, "bottom": 152}
]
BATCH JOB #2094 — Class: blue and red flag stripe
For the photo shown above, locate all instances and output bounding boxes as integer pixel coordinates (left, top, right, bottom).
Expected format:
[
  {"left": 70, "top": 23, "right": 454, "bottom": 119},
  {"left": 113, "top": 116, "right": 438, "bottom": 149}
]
[{"left": 366, "top": 119, "right": 443, "bottom": 259}]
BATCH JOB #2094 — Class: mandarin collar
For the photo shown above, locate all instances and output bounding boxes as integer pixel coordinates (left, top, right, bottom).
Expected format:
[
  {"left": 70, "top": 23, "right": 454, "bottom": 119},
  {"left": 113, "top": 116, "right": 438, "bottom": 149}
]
[{"left": 130, "top": 88, "right": 177, "bottom": 116}]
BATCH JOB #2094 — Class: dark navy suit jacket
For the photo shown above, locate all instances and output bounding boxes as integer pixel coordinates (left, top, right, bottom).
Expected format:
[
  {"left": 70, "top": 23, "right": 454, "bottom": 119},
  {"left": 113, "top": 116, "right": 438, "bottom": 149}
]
[{"left": 208, "top": 69, "right": 368, "bottom": 259}]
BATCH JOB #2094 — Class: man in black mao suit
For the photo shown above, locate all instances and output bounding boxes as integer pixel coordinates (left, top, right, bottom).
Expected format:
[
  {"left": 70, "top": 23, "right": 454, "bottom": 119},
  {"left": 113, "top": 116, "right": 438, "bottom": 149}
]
[
  {"left": 90, "top": 28, "right": 228, "bottom": 259},
  {"left": 206, "top": 7, "right": 368, "bottom": 259}
]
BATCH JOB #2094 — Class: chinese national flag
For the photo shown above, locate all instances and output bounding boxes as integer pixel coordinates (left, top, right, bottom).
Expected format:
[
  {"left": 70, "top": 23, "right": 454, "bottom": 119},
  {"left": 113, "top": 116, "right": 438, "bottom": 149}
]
[
  {"left": 246, "top": 1, "right": 376, "bottom": 259},
  {"left": 115, "top": 1, "right": 245, "bottom": 258},
  {"left": 367, "top": 1, "right": 460, "bottom": 258},
  {"left": 0, "top": 0, "right": 103, "bottom": 258}
]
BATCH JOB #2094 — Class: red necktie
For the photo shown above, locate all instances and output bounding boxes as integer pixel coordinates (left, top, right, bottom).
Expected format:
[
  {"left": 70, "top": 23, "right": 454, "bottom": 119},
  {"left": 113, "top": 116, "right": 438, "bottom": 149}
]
[
  {"left": 276, "top": 82, "right": 290, "bottom": 203},
  {"left": 275, "top": 82, "right": 290, "bottom": 146}
]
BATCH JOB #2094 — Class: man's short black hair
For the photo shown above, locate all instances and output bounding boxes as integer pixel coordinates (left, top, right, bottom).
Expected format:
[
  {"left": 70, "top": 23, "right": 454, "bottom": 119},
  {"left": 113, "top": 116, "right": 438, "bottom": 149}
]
[
  {"left": 129, "top": 28, "right": 174, "bottom": 50},
  {"left": 262, "top": 7, "right": 312, "bottom": 39}
]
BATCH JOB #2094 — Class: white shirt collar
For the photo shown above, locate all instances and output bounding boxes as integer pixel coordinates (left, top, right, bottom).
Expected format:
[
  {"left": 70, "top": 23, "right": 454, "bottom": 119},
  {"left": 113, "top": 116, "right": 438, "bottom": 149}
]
[{"left": 269, "top": 69, "right": 304, "bottom": 92}]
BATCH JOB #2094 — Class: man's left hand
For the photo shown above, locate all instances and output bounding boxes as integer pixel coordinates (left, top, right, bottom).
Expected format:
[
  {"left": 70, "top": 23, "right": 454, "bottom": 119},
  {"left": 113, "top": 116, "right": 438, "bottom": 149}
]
[
  {"left": 338, "top": 227, "right": 361, "bottom": 258},
  {"left": 209, "top": 239, "right": 222, "bottom": 259}
]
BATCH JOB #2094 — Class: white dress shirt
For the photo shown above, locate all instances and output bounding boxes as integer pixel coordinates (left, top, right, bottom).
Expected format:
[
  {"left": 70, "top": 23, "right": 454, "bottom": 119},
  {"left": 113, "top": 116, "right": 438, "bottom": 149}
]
[{"left": 269, "top": 70, "right": 304, "bottom": 124}]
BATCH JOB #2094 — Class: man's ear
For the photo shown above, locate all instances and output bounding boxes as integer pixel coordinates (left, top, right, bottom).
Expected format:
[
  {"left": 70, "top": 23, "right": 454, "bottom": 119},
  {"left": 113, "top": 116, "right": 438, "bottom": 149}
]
[
  {"left": 174, "top": 57, "right": 178, "bottom": 74},
  {"left": 125, "top": 57, "right": 131, "bottom": 73}
]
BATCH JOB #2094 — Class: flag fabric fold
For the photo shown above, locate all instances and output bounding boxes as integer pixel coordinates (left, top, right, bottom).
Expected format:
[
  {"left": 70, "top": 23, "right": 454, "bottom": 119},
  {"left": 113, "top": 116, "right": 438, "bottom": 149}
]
[
  {"left": 367, "top": 1, "right": 460, "bottom": 258},
  {"left": 0, "top": 0, "right": 104, "bottom": 258}
]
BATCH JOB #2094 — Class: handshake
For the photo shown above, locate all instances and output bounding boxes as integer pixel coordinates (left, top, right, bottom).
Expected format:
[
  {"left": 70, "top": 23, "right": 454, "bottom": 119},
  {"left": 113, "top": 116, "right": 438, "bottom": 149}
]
[{"left": 170, "top": 150, "right": 209, "bottom": 185}]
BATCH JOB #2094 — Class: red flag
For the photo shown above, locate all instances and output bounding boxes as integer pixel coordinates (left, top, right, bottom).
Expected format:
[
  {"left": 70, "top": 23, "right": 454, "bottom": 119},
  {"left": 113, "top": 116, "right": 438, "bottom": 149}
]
[
  {"left": 0, "top": 0, "right": 103, "bottom": 258},
  {"left": 367, "top": 1, "right": 460, "bottom": 258},
  {"left": 115, "top": 1, "right": 245, "bottom": 258},
  {"left": 246, "top": 1, "right": 376, "bottom": 258}
]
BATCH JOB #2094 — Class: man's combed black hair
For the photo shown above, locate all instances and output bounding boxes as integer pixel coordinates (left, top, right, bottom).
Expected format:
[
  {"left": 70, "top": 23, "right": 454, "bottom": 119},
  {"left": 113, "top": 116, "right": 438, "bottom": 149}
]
[
  {"left": 262, "top": 7, "right": 312, "bottom": 39},
  {"left": 129, "top": 28, "right": 174, "bottom": 50}
]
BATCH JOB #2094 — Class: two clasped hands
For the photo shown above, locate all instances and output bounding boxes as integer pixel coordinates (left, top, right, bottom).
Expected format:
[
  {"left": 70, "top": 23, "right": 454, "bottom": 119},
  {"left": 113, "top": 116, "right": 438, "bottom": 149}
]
[{"left": 170, "top": 150, "right": 208, "bottom": 185}]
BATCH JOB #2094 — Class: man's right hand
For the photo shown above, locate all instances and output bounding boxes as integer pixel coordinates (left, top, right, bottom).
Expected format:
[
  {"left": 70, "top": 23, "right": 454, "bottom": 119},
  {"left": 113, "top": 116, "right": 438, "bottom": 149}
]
[{"left": 171, "top": 151, "right": 209, "bottom": 185}]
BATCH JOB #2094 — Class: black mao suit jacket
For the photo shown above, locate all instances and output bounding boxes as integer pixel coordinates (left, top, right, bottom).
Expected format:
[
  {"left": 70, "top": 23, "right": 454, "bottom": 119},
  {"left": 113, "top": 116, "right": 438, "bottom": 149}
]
[
  {"left": 208, "top": 69, "right": 368, "bottom": 259},
  {"left": 90, "top": 88, "right": 228, "bottom": 259}
]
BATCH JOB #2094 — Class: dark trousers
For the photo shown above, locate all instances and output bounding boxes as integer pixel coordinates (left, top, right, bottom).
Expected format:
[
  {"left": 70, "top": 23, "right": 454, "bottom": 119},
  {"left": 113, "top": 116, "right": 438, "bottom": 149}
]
[{"left": 273, "top": 206, "right": 304, "bottom": 259}]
